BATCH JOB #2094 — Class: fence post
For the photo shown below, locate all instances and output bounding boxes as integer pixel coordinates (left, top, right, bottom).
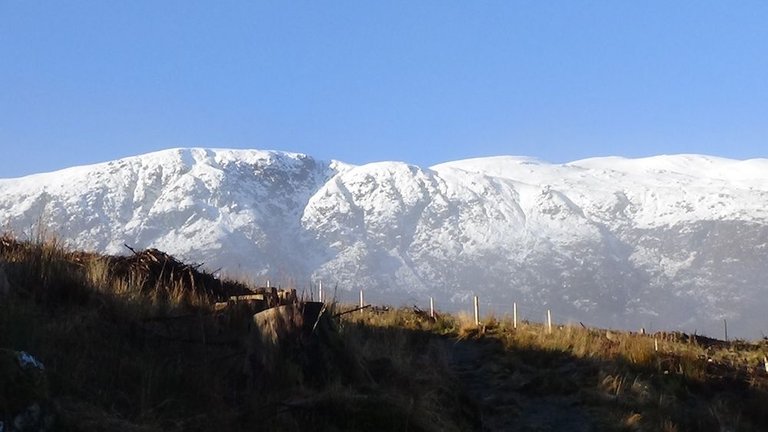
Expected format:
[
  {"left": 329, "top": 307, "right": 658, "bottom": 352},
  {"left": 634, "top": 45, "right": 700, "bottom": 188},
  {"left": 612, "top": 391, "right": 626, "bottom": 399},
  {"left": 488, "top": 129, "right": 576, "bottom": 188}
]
[
  {"left": 430, "top": 297, "right": 435, "bottom": 319},
  {"left": 723, "top": 319, "right": 728, "bottom": 342},
  {"left": 318, "top": 280, "right": 323, "bottom": 303},
  {"left": 359, "top": 290, "right": 364, "bottom": 314},
  {"left": 513, "top": 302, "right": 517, "bottom": 329},
  {"left": 654, "top": 338, "right": 659, "bottom": 352},
  {"left": 473, "top": 296, "right": 480, "bottom": 327},
  {"left": 547, "top": 309, "right": 552, "bottom": 334}
]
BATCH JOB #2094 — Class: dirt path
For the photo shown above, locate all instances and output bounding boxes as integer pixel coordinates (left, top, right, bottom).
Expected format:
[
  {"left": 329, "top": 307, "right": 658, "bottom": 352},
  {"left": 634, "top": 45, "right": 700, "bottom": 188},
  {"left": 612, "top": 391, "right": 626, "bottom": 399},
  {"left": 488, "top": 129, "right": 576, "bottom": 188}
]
[{"left": 444, "top": 337, "right": 599, "bottom": 432}]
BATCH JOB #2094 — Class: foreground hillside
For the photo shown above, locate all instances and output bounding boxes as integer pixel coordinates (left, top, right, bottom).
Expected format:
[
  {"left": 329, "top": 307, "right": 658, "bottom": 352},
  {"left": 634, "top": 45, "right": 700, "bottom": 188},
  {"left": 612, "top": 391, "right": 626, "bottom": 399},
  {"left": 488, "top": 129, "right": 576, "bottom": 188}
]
[
  {"left": 0, "top": 235, "right": 477, "bottom": 431},
  {"left": 2, "top": 148, "right": 768, "bottom": 338},
  {"left": 2, "top": 237, "right": 768, "bottom": 431}
]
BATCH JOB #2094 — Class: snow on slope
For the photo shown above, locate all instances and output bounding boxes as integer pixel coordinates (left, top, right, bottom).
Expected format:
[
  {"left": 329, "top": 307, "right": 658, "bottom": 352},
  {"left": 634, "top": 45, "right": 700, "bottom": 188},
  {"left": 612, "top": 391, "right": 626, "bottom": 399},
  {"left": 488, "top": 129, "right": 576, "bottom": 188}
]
[
  {"left": 0, "top": 148, "right": 352, "bottom": 279},
  {"left": 435, "top": 155, "right": 768, "bottom": 228},
  {"left": 2, "top": 149, "right": 768, "bottom": 338}
]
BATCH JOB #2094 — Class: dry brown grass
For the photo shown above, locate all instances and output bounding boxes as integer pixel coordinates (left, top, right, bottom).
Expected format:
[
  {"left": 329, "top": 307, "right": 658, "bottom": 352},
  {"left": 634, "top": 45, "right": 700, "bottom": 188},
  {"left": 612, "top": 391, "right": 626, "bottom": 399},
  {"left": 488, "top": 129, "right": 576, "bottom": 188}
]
[
  {"left": 0, "top": 236, "right": 478, "bottom": 431},
  {"left": 5, "top": 232, "right": 768, "bottom": 430},
  {"left": 345, "top": 306, "right": 768, "bottom": 431},
  {"left": 0, "top": 235, "right": 248, "bottom": 430}
]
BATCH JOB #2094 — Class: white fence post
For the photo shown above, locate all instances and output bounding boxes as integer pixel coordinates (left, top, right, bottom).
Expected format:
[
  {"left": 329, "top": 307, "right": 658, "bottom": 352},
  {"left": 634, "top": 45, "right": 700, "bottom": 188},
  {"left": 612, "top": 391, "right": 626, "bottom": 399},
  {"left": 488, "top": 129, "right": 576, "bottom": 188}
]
[
  {"left": 513, "top": 302, "right": 517, "bottom": 329},
  {"left": 318, "top": 280, "right": 323, "bottom": 303},
  {"left": 359, "top": 289, "right": 364, "bottom": 314},
  {"left": 430, "top": 297, "right": 435, "bottom": 319},
  {"left": 547, "top": 309, "right": 552, "bottom": 334},
  {"left": 473, "top": 296, "right": 480, "bottom": 327}
]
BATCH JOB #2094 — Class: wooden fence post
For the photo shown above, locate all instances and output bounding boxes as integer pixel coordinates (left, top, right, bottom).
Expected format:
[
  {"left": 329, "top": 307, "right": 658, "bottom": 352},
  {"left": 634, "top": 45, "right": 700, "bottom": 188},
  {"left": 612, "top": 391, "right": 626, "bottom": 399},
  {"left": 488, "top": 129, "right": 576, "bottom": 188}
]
[
  {"left": 547, "top": 309, "right": 552, "bottom": 334},
  {"left": 654, "top": 338, "right": 659, "bottom": 352},
  {"left": 724, "top": 319, "right": 728, "bottom": 342},
  {"left": 513, "top": 302, "right": 517, "bottom": 329},
  {"left": 473, "top": 296, "right": 480, "bottom": 327},
  {"left": 430, "top": 297, "right": 435, "bottom": 319}
]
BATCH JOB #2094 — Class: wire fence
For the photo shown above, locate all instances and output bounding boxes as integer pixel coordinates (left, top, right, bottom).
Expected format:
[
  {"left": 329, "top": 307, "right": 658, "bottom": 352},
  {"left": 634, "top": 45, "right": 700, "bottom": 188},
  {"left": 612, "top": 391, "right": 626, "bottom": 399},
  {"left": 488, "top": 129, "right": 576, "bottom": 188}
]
[
  {"left": 299, "top": 282, "right": 736, "bottom": 341},
  {"left": 303, "top": 283, "right": 589, "bottom": 328}
]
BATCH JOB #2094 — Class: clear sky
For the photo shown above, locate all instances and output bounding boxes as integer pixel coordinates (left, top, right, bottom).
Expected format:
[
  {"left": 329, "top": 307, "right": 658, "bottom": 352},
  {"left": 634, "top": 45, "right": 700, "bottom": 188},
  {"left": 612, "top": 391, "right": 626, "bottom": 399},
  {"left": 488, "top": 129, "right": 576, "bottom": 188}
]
[{"left": 1, "top": 1, "right": 767, "bottom": 178}]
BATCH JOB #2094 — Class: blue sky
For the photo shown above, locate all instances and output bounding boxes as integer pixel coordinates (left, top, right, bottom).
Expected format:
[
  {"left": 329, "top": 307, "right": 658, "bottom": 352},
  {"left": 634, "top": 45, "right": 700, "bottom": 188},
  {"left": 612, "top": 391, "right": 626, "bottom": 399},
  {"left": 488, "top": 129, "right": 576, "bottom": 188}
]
[{"left": 1, "top": 1, "right": 767, "bottom": 178}]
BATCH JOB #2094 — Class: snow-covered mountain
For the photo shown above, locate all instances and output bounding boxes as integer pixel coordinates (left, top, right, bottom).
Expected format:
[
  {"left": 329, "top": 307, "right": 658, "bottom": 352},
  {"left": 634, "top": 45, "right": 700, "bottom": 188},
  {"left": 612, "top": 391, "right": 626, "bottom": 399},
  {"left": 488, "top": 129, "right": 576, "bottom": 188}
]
[{"left": 2, "top": 148, "right": 767, "bottom": 338}]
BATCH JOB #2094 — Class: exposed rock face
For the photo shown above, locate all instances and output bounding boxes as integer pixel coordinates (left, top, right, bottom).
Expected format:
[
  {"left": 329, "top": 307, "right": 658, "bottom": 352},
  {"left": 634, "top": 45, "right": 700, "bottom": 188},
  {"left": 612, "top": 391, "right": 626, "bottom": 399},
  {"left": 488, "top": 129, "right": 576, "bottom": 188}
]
[{"left": 1, "top": 148, "right": 767, "bottom": 337}]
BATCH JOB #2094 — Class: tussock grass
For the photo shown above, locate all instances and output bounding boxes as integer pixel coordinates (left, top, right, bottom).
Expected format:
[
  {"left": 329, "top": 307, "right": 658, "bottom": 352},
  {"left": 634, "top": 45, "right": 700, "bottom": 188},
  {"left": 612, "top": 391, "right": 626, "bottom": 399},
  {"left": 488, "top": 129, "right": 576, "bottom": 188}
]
[
  {"left": 493, "top": 320, "right": 768, "bottom": 430},
  {"left": 0, "top": 235, "right": 475, "bottom": 431},
  {"left": 346, "top": 307, "right": 768, "bottom": 431},
  {"left": 4, "top": 233, "right": 768, "bottom": 431},
  {"left": 0, "top": 235, "right": 245, "bottom": 430}
]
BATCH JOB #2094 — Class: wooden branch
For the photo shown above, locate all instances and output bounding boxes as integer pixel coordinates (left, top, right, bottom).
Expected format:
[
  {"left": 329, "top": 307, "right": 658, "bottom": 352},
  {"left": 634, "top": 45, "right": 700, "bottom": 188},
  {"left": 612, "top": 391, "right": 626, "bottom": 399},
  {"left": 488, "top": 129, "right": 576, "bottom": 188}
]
[{"left": 334, "top": 304, "right": 371, "bottom": 317}]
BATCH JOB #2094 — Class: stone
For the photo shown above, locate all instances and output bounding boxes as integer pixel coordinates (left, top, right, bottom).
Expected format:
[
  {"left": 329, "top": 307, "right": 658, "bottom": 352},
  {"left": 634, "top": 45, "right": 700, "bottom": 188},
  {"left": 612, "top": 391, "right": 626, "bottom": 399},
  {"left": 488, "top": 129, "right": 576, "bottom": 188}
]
[
  {"left": 245, "top": 302, "right": 367, "bottom": 388},
  {"left": 0, "top": 350, "right": 51, "bottom": 431}
]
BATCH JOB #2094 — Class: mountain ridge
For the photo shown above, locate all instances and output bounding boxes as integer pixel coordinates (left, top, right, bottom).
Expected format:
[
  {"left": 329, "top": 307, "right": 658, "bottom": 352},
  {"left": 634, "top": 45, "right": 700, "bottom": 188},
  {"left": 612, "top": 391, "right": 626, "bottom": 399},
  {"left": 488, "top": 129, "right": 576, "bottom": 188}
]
[{"left": 2, "top": 148, "right": 767, "bottom": 338}]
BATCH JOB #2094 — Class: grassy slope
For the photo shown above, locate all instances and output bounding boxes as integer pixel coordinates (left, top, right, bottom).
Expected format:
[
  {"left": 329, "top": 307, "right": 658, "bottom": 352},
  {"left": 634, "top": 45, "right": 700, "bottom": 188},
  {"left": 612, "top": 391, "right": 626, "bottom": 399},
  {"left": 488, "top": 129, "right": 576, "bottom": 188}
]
[
  {"left": 347, "top": 308, "right": 768, "bottom": 431},
  {"left": 2, "top": 235, "right": 768, "bottom": 431},
  {"left": 0, "top": 236, "right": 473, "bottom": 431},
  {"left": 451, "top": 319, "right": 768, "bottom": 431}
]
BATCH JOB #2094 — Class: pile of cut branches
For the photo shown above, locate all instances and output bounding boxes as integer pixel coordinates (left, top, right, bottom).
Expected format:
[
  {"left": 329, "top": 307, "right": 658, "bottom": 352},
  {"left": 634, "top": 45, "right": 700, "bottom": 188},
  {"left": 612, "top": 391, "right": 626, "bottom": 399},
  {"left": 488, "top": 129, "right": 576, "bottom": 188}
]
[{"left": 109, "top": 245, "right": 252, "bottom": 301}]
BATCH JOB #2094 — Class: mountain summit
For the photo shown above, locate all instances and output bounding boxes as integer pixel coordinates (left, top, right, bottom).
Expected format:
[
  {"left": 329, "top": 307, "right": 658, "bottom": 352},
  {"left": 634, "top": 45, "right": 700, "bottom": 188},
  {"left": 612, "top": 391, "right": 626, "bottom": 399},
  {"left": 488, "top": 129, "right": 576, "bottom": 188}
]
[{"left": 2, "top": 148, "right": 767, "bottom": 337}]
